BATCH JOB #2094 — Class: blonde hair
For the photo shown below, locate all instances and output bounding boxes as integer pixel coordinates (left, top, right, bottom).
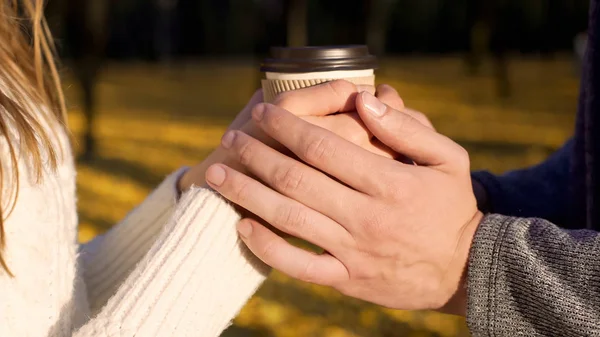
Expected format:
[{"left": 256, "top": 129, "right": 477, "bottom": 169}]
[{"left": 0, "top": 0, "right": 67, "bottom": 276}]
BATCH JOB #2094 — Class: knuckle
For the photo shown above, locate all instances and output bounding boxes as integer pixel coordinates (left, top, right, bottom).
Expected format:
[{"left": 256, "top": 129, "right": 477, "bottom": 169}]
[
  {"left": 326, "top": 79, "right": 355, "bottom": 97},
  {"left": 260, "top": 239, "right": 278, "bottom": 263},
  {"left": 236, "top": 139, "right": 254, "bottom": 166},
  {"left": 384, "top": 182, "right": 407, "bottom": 202},
  {"left": 232, "top": 180, "right": 252, "bottom": 203},
  {"left": 273, "top": 91, "right": 294, "bottom": 108},
  {"left": 393, "top": 110, "right": 409, "bottom": 130},
  {"left": 273, "top": 163, "right": 306, "bottom": 194},
  {"left": 397, "top": 114, "right": 421, "bottom": 139},
  {"left": 250, "top": 102, "right": 268, "bottom": 118},
  {"left": 359, "top": 205, "right": 388, "bottom": 237},
  {"left": 304, "top": 135, "right": 334, "bottom": 163},
  {"left": 298, "top": 260, "right": 317, "bottom": 283},
  {"left": 454, "top": 145, "right": 471, "bottom": 171},
  {"left": 275, "top": 204, "right": 308, "bottom": 234},
  {"left": 264, "top": 107, "right": 285, "bottom": 132},
  {"left": 382, "top": 171, "right": 413, "bottom": 200},
  {"left": 405, "top": 108, "right": 432, "bottom": 128}
]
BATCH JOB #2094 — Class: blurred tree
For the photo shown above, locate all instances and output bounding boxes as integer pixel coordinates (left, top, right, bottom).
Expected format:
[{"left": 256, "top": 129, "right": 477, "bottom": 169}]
[
  {"left": 228, "top": 0, "right": 262, "bottom": 53},
  {"left": 61, "top": 0, "right": 112, "bottom": 160},
  {"left": 252, "top": 0, "right": 287, "bottom": 89},
  {"left": 465, "top": 0, "right": 511, "bottom": 97},
  {"left": 200, "top": 0, "right": 232, "bottom": 54},
  {"left": 253, "top": 0, "right": 286, "bottom": 51},
  {"left": 400, "top": 0, "right": 443, "bottom": 51},
  {"left": 366, "top": 0, "right": 398, "bottom": 56},
  {"left": 177, "top": 0, "right": 204, "bottom": 56},
  {"left": 155, "top": 0, "right": 178, "bottom": 64},
  {"left": 287, "top": 0, "right": 308, "bottom": 46},
  {"left": 519, "top": 0, "right": 546, "bottom": 53},
  {"left": 317, "top": 0, "right": 367, "bottom": 45}
]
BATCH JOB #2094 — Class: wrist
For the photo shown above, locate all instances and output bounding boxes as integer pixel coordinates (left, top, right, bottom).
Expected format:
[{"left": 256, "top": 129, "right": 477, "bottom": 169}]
[
  {"left": 178, "top": 148, "right": 246, "bottom": 194},
  {"left": 439, "top": 210, "right": 483, "bottom": 317}
]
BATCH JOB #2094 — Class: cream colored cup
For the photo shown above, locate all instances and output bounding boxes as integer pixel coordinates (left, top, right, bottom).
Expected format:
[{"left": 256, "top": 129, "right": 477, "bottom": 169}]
[{"left": 260, "top": 46, "right": 377, "bottom": 103}]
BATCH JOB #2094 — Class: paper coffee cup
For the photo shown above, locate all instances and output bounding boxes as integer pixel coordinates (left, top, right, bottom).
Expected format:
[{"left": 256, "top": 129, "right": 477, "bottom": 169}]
[{"left": 260, "top": 45, "right": 378, "bottom": 103}]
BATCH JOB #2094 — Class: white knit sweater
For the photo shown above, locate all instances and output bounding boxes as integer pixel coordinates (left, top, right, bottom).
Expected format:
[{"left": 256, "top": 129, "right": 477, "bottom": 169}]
[{"left": 0, "top": 120, "right": 269, "bottom": 336}]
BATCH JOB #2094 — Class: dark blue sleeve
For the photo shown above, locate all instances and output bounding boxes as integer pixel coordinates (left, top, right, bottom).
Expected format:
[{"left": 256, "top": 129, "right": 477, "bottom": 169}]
[{"left": 471, "top": 139, "right": 573, "bottom": 226}]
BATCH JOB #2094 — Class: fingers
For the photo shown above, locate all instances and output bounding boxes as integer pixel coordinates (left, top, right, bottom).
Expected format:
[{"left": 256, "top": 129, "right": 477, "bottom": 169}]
[
  {"left": 205, "top": 163, "right": 354, "bottom": 253},
  {"left": 301, "top": 84, "right": 406, "bottom": 160},
  {"left": 229, "top": 89, "right": 264, "bottom": 131},
  {"left": 220, "top": 129, "right": 364, "bottom": 225},
  {"left": 236, "top": 218, "right": 349, "bottom": 286},
  {"left": 403, "top": 107, "right": 435, "bottom": 130},
  {"left": 375, "top": 84, "right": 434, "bottom": 129},
  {"left": 303, "top": 113, "right": 396, "bottom": 159},
  {"left": 376, "top": 84, "right": 404, "bottom": 111},
  {"left": 273, "top": 80, "right": 365, "bottom": 117},
  {"left": 247, "top": 88, "right": 265, "bottom": 106},
  {"left": 356, "top": 91, "right": 465, "bottom": 170},
  {"left": 250, "top": 102, "right": 393, "bottom": 193}
]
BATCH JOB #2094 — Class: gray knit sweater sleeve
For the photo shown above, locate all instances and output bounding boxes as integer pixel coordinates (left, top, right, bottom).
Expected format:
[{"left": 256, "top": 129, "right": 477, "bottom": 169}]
[
  {"left": 471, "top": 139, "right": 573, "bottom": 225},
  {"left": 467, "top": 214, "right": 600, "bottom": 336}
]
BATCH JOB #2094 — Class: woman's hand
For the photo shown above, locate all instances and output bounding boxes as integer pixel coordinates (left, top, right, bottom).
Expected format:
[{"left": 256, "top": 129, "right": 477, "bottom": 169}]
[
  {"left": 177, "top": 89, "right": 263, "bottom": 192},
  {"left": 204, "top": 91, "right": 480, "bottom": 315},
  {"left": 178, "top": 80, "right": 414, "bottom": 192}
]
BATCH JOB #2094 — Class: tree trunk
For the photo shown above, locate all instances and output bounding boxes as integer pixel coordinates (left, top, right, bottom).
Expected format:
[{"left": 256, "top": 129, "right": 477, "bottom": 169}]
[
  {"left": 200, "top": 0, "right": 231, "bottom": 54},
  {"left": 287, "top": 0, "right": 308, "bottom": 46},
  {"left": 366, "top": 0, "right": 397, "bottom": 56},
  {"left": 64, "top": 0, "right": 111, "bottom": 160},
  {"left": 155, "top": 0, "right": 178, "bottom": 64}
]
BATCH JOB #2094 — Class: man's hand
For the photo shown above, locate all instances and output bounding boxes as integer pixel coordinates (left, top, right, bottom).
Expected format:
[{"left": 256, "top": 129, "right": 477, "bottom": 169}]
[
  {"left": 204, "top": 91, "right": 481, "bottom": 314},
  {"left": 178, "top": 81, "right": 404, "bottom": 192}
]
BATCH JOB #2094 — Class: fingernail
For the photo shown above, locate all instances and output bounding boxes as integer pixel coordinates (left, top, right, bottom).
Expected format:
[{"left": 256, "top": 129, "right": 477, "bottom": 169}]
[
  {"left": 221, "top": 131, "right": 236, "bottom": 149},
  {"left": 205, "top": 165, "right": 226, "bottom": 186},
  {"left": 252, "top": 103, "right": 265, "bottom": 122},
  {"left": 361, "top": 91, "right": 387, "bottom": 117},
  {"left": 237, "top": 221, "right": 253, "bottom": 238}
]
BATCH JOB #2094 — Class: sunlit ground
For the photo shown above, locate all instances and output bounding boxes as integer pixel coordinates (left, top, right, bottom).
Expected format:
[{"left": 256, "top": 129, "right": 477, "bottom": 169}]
[{"left": 65, "top": 55, "right": 578, "bottom": 337}]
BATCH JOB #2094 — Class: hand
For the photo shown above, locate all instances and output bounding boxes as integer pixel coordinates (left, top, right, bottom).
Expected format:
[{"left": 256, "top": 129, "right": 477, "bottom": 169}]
[
  {"left": 204, "top": 91, "right": 481, "bottom": 315},
  {"left": 177, "top": 89, "right": 263, "bottom": 192},
  {"left": 178, "top": 81, "right": 403, "bottom": 192}
]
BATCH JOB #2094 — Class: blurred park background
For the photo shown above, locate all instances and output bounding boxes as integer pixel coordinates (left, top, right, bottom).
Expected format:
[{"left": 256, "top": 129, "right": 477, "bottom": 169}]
[{"left": 46, "top": 0, "right": 588, "bottom": 336}]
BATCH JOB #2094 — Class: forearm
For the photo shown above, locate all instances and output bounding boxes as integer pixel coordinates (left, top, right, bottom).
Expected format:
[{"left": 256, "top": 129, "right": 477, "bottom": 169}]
[
  {"left": 471, "top": 139, "right": 573, "bottom": 225},
  {"left": 80, "top": 168, "right": 186, "bottom": 313},
  {"left": 467, "top": 214, "right": 600, "bottom": 336},
  {"left": 75, "top": 188, "right": 269, "bottom": 336}
]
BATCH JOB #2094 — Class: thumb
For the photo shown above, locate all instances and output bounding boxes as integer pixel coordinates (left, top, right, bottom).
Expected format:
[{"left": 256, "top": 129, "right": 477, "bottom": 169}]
[{"left": 356, "top": 91, "right": 462, "bottom": 170}]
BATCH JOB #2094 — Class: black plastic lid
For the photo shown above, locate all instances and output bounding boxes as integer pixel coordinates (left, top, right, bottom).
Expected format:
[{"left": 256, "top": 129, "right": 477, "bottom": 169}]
[{"left": 260, "top": 45, "right": 378, "bottom": 73}]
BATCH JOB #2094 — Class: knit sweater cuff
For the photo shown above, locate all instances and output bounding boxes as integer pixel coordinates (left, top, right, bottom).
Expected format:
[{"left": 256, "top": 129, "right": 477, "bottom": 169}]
[
  {"left": 466, "top": 213, "right": 513, "bottom": 335},
  {"left": 75, "top": 187, "right": 269, "bottom": 337},
  {"left": 80, "top": 167, "right": 188, "bottom": 313}
]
